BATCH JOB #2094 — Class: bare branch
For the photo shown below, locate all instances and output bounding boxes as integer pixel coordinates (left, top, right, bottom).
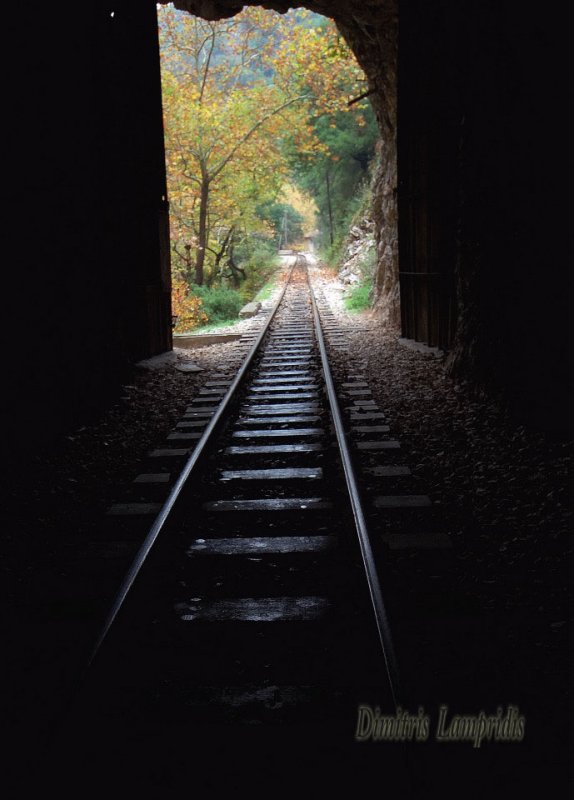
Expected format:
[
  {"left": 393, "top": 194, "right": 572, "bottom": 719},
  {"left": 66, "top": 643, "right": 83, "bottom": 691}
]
[{"left": 347, "top": 86, "right": 377, "bottom": 106}]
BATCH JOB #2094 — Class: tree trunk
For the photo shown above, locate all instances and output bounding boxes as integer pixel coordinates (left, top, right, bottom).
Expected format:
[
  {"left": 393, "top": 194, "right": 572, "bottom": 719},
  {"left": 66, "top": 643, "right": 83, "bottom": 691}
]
[
  {"left": 195, "top": 177, "right": 209, "bottom": 285},
  {"left": 226, "top": 237, "right": 245, "bottom": 288},
  {"left": 213, "top": 226, "right": 235, "bottom": 276},
  {"left": 326, "top": 168, "right": 334, "bottom": 247}
]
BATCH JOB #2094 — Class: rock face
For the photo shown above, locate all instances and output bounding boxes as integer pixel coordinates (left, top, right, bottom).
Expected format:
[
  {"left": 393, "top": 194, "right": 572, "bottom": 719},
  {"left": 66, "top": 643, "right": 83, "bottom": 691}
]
[
  {"left": 337, "top": 218, "right": 375, "bottom": 286},
  {"left": 371, "top": 139, "right": 399, "bottom": 327}
]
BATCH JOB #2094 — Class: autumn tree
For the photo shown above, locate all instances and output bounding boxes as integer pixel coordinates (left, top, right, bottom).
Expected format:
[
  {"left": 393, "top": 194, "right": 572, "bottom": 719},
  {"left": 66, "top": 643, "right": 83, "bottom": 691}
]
[
  {"left": 171, "top": 276, "right": 208, "bottom": 332},
  {"left": 159, "top": 5, "right": 371, "bottom": 285},
  {"left": 160, "top": 8, "right": 302, "bottom": 285},
  {"left": 272, "top": 13, "right": 379, "bottom": 251}
]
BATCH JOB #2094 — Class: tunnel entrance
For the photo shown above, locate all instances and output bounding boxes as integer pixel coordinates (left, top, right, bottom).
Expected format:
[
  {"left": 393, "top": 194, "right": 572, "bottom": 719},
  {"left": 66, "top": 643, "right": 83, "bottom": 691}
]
[
  {"left": 170, "top": 0, "right": 571, "bottom": 431},
  {"left": 168, "top": 0, "right": 452, "bottom": 351},
  {"left": 158, "top": 4, "right": 379, "bottom": 336},
  {"left": 9, "top": 0, "right": 571, "bottom": 462}
]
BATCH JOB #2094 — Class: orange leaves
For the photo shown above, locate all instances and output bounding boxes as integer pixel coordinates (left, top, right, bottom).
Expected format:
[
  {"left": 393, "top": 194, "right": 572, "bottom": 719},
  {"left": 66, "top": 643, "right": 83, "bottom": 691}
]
[{"left": 171, "top": 277, "right": 208, "bottom": 332}]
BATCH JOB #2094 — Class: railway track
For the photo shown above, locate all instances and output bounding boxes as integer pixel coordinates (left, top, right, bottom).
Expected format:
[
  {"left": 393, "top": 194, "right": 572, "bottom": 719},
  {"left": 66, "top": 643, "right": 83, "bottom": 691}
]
[{"left": 53, "top": 255, "right": 416, "bottom": 792}]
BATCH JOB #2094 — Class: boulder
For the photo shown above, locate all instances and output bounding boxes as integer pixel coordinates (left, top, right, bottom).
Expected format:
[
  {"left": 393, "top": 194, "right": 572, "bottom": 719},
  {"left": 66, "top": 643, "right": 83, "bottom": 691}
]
[{"left": 239, "top": 301, "right": 262, "bottom": 318}]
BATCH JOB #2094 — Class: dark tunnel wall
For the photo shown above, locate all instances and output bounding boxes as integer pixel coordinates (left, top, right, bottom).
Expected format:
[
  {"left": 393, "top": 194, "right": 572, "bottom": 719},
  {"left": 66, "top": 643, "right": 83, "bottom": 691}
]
[
  {"left": 7, "top": 0, "right": 171, "bottom": 460},
  {"left": 438, "top": 2, "right": 571, "bottom": 429}
]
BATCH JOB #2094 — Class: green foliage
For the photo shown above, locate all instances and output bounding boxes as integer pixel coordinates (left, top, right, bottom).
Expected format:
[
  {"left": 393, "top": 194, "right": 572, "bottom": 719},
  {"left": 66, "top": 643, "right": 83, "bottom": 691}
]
[
  {"left": 253, "top": 277, "right": 278, "bottom": 301},
  {"left": 191, "top": 285, "right": 244, "bottom": 323},
  {"left": 232, "top": 233, "right": 277, "bottom": 266},
  {"left": 335, "top": 183, "right": 378, "bottom": 313},
  {"left": 255, "top": 201, "right": 305, "bottom": 247},
  {"left": 291, "top": 104, "right": 379, "bottom": 254},
  {"left": 358, "top": 245, "right": 378, "bottom": 280},
  {"left": 236, "top": 240, "right": 280, "bottom": 302},
  {"left": 319, "top": 176, "right": 374, "bottom": 267},
  {"left": 344, "top": 279, "right": 373, "bottom": 312}
]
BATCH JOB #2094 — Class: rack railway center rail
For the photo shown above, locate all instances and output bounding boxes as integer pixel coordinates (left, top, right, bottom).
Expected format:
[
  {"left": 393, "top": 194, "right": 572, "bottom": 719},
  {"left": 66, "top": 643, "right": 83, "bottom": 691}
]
[{"left": 53, "top": 254, "right": 427, "bottom": 791}]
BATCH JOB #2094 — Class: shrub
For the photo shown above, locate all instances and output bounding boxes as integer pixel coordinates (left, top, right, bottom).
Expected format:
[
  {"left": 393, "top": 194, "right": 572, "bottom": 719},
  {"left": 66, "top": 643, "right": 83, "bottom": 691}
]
[
  {"left": 191, "top": 284, "right": 244, "bottom": 323},
  {"left": 359, "top": 245, "right": 377, "bottom": 280},
  {"left": 237, "top": 241, "right": 280, "bottom": 303},
  {"left": 344, "top": 279, "right": 373, "bottom": 312},
  {"left": 172, "top": 277, "right": 208, "bottom": 332}
]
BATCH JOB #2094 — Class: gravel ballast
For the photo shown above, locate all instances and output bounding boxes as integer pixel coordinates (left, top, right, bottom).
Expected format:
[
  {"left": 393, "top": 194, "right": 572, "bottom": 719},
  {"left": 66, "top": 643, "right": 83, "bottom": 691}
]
[{"left": 4, "top": 260, "right": 572, "bottom": 787}]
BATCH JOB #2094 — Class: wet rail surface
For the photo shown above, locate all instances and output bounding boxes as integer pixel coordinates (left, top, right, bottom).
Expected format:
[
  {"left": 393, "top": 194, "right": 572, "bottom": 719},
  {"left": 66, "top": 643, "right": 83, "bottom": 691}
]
[{"left": 53, "top": 256, "right": 415, "bottom": 792}]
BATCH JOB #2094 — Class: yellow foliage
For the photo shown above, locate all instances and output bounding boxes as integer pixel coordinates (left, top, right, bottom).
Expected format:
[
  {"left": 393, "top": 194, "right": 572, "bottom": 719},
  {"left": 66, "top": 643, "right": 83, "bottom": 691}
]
[
  {"left": 159, "top": 5, "right": 369, "bottom": 271},
  {"left": 280, "top": 184, "right": 318, "bottom": 236},
  {"left": 172, "top": 277, "right": 208, "bottom": 333}
]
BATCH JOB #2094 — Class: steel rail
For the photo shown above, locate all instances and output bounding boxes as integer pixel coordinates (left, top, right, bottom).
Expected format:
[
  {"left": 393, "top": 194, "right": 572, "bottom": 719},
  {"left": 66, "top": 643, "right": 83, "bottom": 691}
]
[
  {"left": 87, "top": 256, "right": 299, "bottom": 666},
  {"left": 307, "top": 258, "right": 402, "bottom": 708}
]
